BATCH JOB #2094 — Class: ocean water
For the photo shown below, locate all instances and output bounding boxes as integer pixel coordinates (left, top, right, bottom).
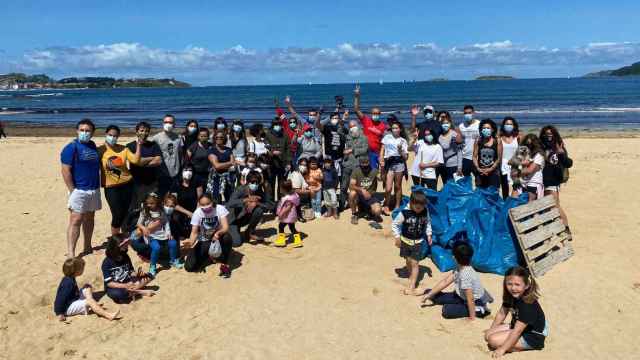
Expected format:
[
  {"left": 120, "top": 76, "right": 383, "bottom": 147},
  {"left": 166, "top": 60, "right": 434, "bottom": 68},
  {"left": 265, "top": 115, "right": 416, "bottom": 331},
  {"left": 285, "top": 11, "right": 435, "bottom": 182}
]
[{"left": 1, "top": 77, "right": 640, "bottom": 129}]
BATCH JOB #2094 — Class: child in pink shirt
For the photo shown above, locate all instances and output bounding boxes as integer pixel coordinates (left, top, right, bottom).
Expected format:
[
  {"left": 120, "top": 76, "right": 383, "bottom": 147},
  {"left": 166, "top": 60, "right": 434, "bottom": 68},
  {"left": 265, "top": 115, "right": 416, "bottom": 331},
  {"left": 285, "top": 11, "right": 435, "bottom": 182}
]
[{"left": 275, "top": 180, "right": 302, "bottom": 248}]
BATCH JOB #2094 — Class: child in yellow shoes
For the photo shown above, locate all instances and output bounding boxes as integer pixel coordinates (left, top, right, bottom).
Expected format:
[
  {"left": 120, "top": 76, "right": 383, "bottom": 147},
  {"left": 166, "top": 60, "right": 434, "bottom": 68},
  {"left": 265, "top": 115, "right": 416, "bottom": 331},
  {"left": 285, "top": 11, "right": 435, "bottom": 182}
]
[{"left": 275, "top": 180, "right": 302, "bottom": 247}]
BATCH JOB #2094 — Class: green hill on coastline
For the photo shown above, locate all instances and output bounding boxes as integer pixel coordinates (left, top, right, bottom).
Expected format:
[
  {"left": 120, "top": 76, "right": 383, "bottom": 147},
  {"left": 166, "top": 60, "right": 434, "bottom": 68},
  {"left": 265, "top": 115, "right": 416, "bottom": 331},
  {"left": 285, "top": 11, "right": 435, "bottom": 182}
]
[
  {"left": 584, "top": 61, "right": 640, "bottom": 77},
  {"left": 475, "top": 75, "right": 515, "bottom": 80},
  {"left": 0, "top": 73, "right": 191, "bottom": 89}
]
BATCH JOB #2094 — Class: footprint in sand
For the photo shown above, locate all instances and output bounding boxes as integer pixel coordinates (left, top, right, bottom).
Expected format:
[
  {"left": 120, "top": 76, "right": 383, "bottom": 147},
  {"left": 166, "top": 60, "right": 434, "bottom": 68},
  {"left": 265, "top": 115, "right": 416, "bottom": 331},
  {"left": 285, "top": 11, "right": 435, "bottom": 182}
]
[{"left": 633, "top": 283, "right": 640, "bottom": 292}]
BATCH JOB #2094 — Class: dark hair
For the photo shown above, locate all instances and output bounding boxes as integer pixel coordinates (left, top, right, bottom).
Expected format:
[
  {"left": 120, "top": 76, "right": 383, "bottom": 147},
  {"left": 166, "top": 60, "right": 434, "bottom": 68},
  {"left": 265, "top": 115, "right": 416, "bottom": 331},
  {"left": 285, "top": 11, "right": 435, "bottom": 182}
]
[
  {"left": 198, "top": 127, "right": 210, "bottom": 136},
  {"left": 163, "top": 114, "right": 176, "bottom": 122},
  {"left": 463, "top": 105, "right": 474, "bottom": 112},
  {"left": 246, "top": 152, "right": 257, "bottom": 161},
  {"left": 105, "top": 235, "right": 125, "bottom": 261},
  {"left": 308, "top": 108, "right": 319, "bottom": 114},
  {"left": 62, "top": 257, "right": 85, "bottom": 277},
  {"left": 230, "top": 119, "right": 246, "bottom": 147},
  {"left": 503, "top": 266, "right": 540, "bottom": 305},
  {"left": 297, "top": 157, "right": 308, "bottom": 165},
  {"left": 308, "top": 156, "right": 319, "bottom": 165},
  {"left": 390, "top": 120, "right": 408, "bottom": 141},
  {"left": 280, "top": 179, "right": 293, "bottom": 194},
  {"left": 409, "top": 191, "right": 427, "bottom": 207},
  {"left": 135, "top": 121, "right": 151, "bottom": 131},
  {"left": 184, "top": 119, "right": 200, "bottom": 136},
  {"left": 386, "top": 114, "right": 399, "bottom": 125},
  {"left": 500, "top": 116, "right": 519, "bottom": 137},
  {"left": 452, "top": 242, "right": 474, "bottom": 266},
  {"left": 323, "top": 157, "right": 334, "bottom": 164},
  {"left": 478, "top": 118, "right": 498, "bottom": 145},
  {"left": 246, "top": 171, "right": 261, "bottom": 184},
  {"left": 539, "top": 125, "right": 564, "bottom": 149},
  {"left": 330, "top": 112, "right": 340, "bottom": 119},
  {"left": 521, "top": 134, "right": 544, "bottom": 158},
  {"left": 164, "top": 193, "right": 177, "bottom": 205},
  {"left": 249, "top": 124, "right": 264, "bottom": 138},
  {"left": 76, "top": 118, "right": 95, "bottom": 131},
  {"left": 214, "top": 116, "right": 227, "bottom": 127},
  {"left": 198, "top": 192, "right": 215, "bottom": 205},
  {"left": 105, "top": 124, "right": 121, "bottom": 135}
]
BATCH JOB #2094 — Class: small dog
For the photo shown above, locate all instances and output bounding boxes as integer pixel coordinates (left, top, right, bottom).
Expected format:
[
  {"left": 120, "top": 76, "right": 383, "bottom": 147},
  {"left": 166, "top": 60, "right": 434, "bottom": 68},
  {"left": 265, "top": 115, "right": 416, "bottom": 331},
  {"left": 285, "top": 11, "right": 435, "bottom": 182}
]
[{"left": 508, "top": 146, "right": 531, "bottom": 190}]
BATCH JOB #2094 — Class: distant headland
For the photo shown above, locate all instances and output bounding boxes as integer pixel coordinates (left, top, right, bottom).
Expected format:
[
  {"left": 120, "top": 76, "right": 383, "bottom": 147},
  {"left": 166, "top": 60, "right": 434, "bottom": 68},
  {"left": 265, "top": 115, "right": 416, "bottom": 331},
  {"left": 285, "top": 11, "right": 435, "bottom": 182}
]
[
  {"left": 0, "top": 73, "right": 191, "bottom": 90},
  {"left": 584, "top": 61, "right": 640, "bottom": 78},
  {"left": 475, "top": 75, "right": 515, "bottom": 81}
]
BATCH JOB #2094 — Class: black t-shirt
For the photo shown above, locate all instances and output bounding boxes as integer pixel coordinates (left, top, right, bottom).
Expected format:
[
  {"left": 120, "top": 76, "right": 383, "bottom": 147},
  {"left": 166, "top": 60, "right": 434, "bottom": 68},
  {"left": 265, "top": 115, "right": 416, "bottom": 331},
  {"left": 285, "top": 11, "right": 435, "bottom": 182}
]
[
  {"left": 101, "top": 253, "right": 134, "bottom": 286},
  {"left": 322, "top": 125, "right": 345, "bottom": 160},
  {"left": 507, "top": 298, "right": 546, "bottom": 349},
  {"left": 478, "top": 141, "right": 498, "bottom": 169},
  {"left": 417, "top": 120, "right": 442, "bottom": 141},
  {"left": 208, "top": 146, "right": 232, "bottom": 173},
  {"left": 188, "top": 142, "right": 211, "bottom": 175},
  {"left": 170, "top": 180, "right": 199, "bottom": 212},
  {"left": 543, "top": 149, "right": 572, "bottom": 187},
  {"left": 127, "top": 140, "right": 161, "bottom": 185}
]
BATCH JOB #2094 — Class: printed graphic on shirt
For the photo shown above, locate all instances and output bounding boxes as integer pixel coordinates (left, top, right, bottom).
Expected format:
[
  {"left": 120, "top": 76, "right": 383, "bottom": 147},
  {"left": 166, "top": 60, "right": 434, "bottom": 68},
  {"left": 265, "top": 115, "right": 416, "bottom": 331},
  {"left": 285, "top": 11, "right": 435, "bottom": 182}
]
[
  {"left": 199, "top": 215, "right": 220, "bottom": 240},
  {"left": 479, "top": 147, "right": 495, "bottom": 167},
  {"left": 106, "top": 264, "right": 132, "bottom": 283}
]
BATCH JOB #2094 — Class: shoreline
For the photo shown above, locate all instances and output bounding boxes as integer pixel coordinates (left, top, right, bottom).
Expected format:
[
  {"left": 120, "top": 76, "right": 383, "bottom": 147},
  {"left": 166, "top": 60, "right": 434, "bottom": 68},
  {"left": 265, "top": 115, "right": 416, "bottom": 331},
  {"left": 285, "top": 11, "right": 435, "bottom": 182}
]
[{"left": 2, "top": 122, "right": 640, "bottom": 138}]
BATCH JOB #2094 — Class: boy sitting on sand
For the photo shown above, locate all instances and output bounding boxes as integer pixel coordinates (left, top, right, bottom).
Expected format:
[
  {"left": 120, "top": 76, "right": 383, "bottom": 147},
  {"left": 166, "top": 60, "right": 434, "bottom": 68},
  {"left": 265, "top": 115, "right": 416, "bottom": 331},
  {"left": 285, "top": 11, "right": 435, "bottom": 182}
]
[
  {"left": 54, "top": 257, "right": 120, "bottom": 321},
  {"left": 392, "top": 191, "right": 432, "bottom": 295}
]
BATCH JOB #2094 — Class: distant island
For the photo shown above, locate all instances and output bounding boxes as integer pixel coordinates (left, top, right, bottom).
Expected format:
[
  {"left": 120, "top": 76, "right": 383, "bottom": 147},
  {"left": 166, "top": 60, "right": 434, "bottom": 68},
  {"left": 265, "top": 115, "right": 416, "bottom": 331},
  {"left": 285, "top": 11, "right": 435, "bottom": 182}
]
[
  {"left": 0, "top": 73, "right": 191, "bottom": 90},
  {"left": 584, "top": 61, "right": 640, "bottom": 77},
  {"left": 475, "top": 76, "right": 515, "bottom": 81}
]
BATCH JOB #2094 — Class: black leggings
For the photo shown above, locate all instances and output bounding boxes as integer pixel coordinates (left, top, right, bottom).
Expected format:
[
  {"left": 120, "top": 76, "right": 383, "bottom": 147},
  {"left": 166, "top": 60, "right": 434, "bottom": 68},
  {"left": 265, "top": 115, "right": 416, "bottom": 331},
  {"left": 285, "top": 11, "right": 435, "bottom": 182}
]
[
  {"left": 278, "top": 222, "right": 298, "bottom": 234},
  {"left": 411, "top": 176, "right": 437, "bottom": 190},
  {"left": 500, "top": 174, "right": 510, "bottom": 199},
  {"left": 104, "top": 182, "right": 134, "bottom": 228},
  {"left": 184, "top": 234, "right": 233, "bottom": 272}
]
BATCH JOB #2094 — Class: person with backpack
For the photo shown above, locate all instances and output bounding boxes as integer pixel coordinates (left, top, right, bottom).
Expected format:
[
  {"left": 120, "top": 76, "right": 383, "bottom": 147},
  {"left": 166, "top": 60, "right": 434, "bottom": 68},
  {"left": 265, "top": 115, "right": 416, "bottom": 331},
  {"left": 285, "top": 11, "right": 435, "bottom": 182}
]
[
  {"left": 540, "top": 125, "right": 572, "bottom": 227},
  {"left": 60, "top": 119, "right": 102, "bottom": 258}
]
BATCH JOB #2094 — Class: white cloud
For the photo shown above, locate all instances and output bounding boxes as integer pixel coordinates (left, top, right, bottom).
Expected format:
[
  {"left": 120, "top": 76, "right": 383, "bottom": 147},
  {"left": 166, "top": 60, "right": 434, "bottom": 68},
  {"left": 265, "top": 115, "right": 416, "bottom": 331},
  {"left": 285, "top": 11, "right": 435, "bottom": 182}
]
[{"left": 6, "top": 40, "right": 640, "bottom": 83}]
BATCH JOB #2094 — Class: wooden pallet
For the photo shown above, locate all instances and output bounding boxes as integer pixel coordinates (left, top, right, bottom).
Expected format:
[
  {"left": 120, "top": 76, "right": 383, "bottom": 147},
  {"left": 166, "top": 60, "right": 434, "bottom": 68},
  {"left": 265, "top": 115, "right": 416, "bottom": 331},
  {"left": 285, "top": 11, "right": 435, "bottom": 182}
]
[{"left": 509, "top": 195, "right": 574, "bottom": 277}]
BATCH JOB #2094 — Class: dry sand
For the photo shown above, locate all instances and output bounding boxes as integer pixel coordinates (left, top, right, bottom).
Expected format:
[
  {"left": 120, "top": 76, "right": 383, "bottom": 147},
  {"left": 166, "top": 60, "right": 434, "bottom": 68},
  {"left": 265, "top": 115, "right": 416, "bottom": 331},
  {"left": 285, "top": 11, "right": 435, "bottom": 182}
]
[{"left": 0, "top": 136, "right": 639, "bottom": 359}]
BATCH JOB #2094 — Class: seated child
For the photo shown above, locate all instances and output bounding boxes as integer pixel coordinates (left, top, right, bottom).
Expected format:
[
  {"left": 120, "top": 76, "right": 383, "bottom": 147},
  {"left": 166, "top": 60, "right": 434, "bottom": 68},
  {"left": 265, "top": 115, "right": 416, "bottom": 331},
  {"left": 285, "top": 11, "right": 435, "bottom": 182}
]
[
  {"left": 240, "top": 152, "right": 262, "bottom": 185},
  {"left": 54, "top": 257, "right": 120, "bottom": 321},
  {"left": 322, "top": 158, "right": 339, "bottom": 219},
  {"left": 421, "top": 241, "right": 493, "bottom": 319},
  {"left": 102, "top": 235, "right": 155, "bottom": 304},
  {"left": 391, "top": 191, "right": 432, "bottom": 295},
  {"left": 275, "top": 180, "right": 302, "bottom": 247},
  {"left": 484, "top": 266, "right": 548, "bottom": 356}
]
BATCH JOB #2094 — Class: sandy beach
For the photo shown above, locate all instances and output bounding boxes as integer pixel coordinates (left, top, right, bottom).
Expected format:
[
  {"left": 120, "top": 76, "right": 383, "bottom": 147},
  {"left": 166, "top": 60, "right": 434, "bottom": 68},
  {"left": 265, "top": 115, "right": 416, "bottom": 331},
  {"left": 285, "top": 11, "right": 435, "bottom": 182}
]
[{"left": 1, "top": 135, "right": 639, "bottom": 359}]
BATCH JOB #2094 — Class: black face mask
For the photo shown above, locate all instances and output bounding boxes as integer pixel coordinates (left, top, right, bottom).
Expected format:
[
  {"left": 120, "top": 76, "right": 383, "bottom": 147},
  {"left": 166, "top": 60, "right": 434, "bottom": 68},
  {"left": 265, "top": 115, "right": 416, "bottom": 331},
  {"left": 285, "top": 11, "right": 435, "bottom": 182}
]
[{"left": 360, "top": 165, "right": 370, "bottom": 173}]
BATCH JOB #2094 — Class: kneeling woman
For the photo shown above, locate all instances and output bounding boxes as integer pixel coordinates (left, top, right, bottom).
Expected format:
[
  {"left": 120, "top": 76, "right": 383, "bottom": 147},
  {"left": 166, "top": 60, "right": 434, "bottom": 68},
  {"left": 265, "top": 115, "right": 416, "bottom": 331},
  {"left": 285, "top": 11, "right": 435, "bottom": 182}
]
[{"left": 184, "top": 193, "right": 234, "bottom": 278}]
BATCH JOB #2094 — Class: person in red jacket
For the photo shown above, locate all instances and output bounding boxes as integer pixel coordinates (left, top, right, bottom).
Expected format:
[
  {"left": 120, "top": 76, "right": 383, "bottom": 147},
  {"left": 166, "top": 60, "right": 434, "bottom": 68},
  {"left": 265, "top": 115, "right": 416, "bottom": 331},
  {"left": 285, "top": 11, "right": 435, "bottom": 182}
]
[
  {"left": 353, "top": 85, "right": 387, "bottom": 171},
  {"left": 275, "top": 97, "right": 310, "bottom": 165}
]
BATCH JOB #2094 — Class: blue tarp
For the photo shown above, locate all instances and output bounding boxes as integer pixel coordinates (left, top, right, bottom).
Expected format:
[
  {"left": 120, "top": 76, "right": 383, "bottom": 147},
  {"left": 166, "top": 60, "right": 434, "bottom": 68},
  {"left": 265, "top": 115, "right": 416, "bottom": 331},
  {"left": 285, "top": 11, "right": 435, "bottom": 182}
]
[{"left": 391, "top": 177, "right": 528, "bottom": 275}]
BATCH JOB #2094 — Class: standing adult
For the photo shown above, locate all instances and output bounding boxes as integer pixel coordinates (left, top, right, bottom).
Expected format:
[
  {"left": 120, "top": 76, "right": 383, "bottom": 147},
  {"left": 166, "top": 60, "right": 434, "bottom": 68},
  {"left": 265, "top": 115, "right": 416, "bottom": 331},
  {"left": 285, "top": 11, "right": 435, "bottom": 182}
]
[
  {"left": 153, "top": 114, "right": 183, "bottom": 197},
  {"left": 0, "top": 120, "right": 7, "bottom": 139},
  {"left": 276, "top": 99, "right": 310, "bottom": 165},
  {"left": 207, "top": 132, "right": 236, "bottom": 203},
  {"left": 285, "top": 96, "right": 325, "bottom": 144},
  {"left": 473, "top": 119, "right": 502, "bottom": 189},
  {"left": 540, "top": 125, "right": 572, "bottom": 226},
  {"left": 459, "top": 105, "right": 480, "bottom": 178},
  {"left": 410, "top": 128, "right": 444, "bottom": 190},
  {"left": 499, "top": 117, "right": 520, "bottom": 198},
  {"left": 186, "top": 128, "right": 212, "bottom": 188},
  {"left": 230, "top": 119, "right": 248, "bottom": 169},
  {"left": 226, "top": 171, "right": 275, "bottom": 245},
  {"left": 411, "top": 104, "right": 442, "bottom": 141},
  {"left": 98, "top": 125, "right": 141, "bottom": 236},
  {"left": 353, "top": 85, "right": 387, "bottom": 170},
  {"left": 297, "top": 127, "right": 322, "bottom": 160},
  {"left": 265, "top": 117, "right": 291, "bottom": 199},
  {"left": 341, "top": 120, "right": 369, "bottom": 211},
  {"left": 438, "top": 115, "right": 463, "bottom": 183},
  {"left": 61, "top": 119, "right": 101, "bottom": 258},
  {"left": 380, "top": 122, "right": 409, "bottom": 213},
  {"left": 127, "top": 121, "right": 162, "bottom": 212},
  {"left": 182, "top": 120, "right": 200, "bottom": 153}
]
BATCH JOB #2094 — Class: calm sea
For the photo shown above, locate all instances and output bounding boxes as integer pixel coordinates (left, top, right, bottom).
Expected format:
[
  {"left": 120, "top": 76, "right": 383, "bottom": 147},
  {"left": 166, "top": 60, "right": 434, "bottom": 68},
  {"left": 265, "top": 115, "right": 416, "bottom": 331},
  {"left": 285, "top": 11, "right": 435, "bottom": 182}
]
[{"left": 2, "top": 77, "right": 640, "bottom": 129}]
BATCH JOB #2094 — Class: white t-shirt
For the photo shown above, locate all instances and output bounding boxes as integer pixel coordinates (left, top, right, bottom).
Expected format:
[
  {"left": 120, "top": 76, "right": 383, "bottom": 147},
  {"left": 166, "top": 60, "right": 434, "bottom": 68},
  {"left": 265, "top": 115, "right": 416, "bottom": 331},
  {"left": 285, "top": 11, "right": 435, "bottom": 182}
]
[
  {"left": 287, "top": 171, "right": 308, "bottom": 189},
  {"left": 459, "top": 121, "right": 479, "bottom": 160},
  {"left": 190, "top": 205, "right": 229, "bottom": 242},
  {"left": 249, "top": 139, "right": 268, "bottom": 156},
  {"left": 410, "top": 141, "right": 444, "bottom": 179},
  {"left": 381, "top": 134, "right": 408, "bottom": 158},
  {"left": 523, "top": 153, "right": 545, "bottom": 186},
  {"left": 501, "top": 137, "right": 518, "bottom": 175}
]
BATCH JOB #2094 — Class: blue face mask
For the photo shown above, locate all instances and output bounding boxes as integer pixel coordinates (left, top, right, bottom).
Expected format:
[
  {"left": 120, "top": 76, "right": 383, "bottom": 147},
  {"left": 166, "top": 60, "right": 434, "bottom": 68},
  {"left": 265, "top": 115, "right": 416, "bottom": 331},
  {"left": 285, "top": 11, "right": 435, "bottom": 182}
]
[
  {"left": 424, "top": 112, "right": 433, "bottom": 120},
  {"left": 164, "top": 206, "right": 174, "bottom": 215},
  {"left": 232, "top": 125, "right": 242, "bottom": 133},
  {"left": 308, "top": 116, "right": 318, "bottom": 123},
  {"left": 304, "top": 131, "right": 313, "bottom": 138},
  {"left": 441, "top": 123, "right": 450, "bottom": 132},
  {"left": 289, "top": 122, "right": 297, "bottom": 130},
  {"left": 463, "top": 114, "right": 473, "bottom": 122},
  {"left": 426, "top": 135, "right": 434, "bottom": 143},
  {"left": 503, "top": 124, "right": 514, "bottom": 133},
  {"left": 481, "top": 128, "right": 492, "bottom": 138},
  {"left": 248, "top": 183, "right": 258, "bottom": 191},
  {"left": 78, "top": 131, "right": 92, "bottom": 143},
  {"left": 105, "top": 134, "right": 118, "bottom": 145},
  {"left": 216, "top": 124, "right": 226, "bottom": 130},
  {"left": 273, "top": 125, "right": 282, "bottom": 132}
]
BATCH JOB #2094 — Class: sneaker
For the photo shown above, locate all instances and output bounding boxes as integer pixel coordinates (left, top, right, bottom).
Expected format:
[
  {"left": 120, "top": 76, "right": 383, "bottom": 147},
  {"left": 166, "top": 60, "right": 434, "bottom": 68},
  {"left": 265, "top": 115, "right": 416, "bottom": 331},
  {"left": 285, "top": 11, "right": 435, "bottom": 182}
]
[
  {"left": 149, "top": 264, "right": 157, "bottom": 277},
  {"left": 171, "top": 260, "right": 184, "bottom": 269},
  {"left": 219, "top": 264, "right": 231, "bottom": 278},
  {"left": 315, "top": 211, "right": 321, "bottom": 218},
  {"left": 350, "top": 215, "right": 358, "bottom": 225},
  {"left": 369, "top": 221, "right": 383, "bottom": 230}
]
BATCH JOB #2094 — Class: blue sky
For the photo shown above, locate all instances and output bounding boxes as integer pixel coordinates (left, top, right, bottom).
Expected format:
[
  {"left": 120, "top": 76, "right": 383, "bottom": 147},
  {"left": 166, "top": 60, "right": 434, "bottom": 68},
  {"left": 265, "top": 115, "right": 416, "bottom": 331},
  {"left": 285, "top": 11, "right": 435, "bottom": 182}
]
[{"left": 1, "top": 0, "right": 639, "bottom": 85}]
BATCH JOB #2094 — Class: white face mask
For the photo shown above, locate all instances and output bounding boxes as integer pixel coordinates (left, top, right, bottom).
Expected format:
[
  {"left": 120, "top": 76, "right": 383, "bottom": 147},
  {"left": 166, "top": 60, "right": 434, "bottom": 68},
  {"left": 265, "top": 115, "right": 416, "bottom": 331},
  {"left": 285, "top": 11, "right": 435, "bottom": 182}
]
[
  {"left": 350, "top": 127, "right": 359, "bottom": 136},
  {"left": 298, "top": 165, "right": 307, "bottom": 173},
  {"left": 164, "top": 206, "right": 174, "bottom": 215},
  {"left": 163, "top": 123, "right": 174, "bottom": 132},
  {"left": 425, "top": 112, "right": 434, "bottom": 120},
  {"left": 330, "top": 118, "right": 339, "bottom": 126},
  {"left": 182, "top": 170, "right": 193, "bottom": 180},
  {"left": 149, "top": 211, "right": 161, "bottom": 218},
  {"left": 247, "top": 162, "right": 256, "bottom": 168},
  {"left": 371, "top": 115, "right": 380, "bottom": 122},
  {"left": 188, "top": 126, "right": 198, "bottom": 134}
]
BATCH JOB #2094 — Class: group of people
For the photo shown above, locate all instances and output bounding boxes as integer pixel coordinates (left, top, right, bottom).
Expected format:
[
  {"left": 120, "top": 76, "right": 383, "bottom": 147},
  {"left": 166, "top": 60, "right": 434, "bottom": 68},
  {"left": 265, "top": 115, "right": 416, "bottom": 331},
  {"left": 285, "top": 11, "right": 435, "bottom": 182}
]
[{"left": 54, "top": 86, "right": 573, "bottom": 357}]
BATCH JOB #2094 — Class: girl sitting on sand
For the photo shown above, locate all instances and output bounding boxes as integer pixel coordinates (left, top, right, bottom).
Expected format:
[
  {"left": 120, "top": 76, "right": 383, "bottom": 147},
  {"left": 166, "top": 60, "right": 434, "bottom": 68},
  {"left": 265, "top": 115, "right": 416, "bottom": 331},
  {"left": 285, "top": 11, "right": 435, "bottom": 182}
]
[
  {"left": 54, "top": 257, "right": 120, "bottom": 321},
  {"left": 275, "top": 180, "right": 302, "bottom": 247},
  {"left": 484, "top": 266, "right": 548, "bottom": 357},
  {"left": 102, "top": 235, "right": 156, "bottom": 303}
]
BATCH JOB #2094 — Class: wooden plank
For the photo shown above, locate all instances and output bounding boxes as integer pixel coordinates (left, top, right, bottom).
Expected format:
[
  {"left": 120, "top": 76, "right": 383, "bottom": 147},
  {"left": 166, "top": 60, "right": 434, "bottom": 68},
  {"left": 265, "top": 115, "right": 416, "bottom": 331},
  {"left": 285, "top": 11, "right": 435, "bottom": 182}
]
[
  {"left": 514, "top": 208, "right": 561, "bottom": 234},
  {"left": 530, "top": 243, "right": 574, "bottom": 277},
  {"left": 509, "top": 196, "right": 556, "bottom": 221},
  {"left": 521, "top": 219, "right": 566, "bottom": 249},
  {"left": 525, "top": 232, "right": 570, "bottom": 260}
]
